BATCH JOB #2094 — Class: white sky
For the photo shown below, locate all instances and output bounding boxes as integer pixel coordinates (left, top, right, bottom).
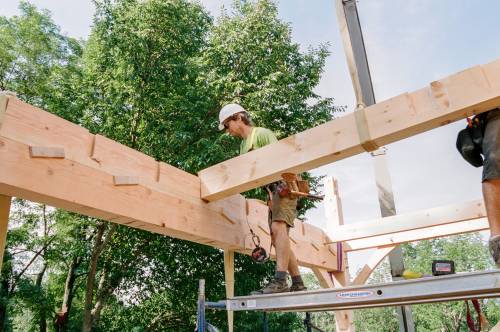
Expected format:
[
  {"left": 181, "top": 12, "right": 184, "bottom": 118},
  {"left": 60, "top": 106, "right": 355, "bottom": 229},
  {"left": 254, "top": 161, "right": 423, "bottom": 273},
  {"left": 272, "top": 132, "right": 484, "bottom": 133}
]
[{"left": 3, "top": 0, "right": 500, "bottom": 271}]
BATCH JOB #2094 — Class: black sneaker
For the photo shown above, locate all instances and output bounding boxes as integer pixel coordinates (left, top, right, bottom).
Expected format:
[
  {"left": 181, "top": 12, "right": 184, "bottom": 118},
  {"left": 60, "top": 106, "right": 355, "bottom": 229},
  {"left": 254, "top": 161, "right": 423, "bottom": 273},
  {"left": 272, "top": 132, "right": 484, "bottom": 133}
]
[
  {"left": 289, "top": 283, "right": 307, "bottom": 292},
  {"left": 489, "top": 235, "right": 500, "bottom": 267},
  {"left": 250, "top": 278, "right": 289, "bottom": 295}
]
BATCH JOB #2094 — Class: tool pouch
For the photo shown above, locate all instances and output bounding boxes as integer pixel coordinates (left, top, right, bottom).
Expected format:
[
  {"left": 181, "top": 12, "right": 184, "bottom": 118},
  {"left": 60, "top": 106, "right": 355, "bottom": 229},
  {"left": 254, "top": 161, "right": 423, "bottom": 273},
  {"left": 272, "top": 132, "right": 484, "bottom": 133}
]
[
  {"left": 456, "top": 113, "right": 488, "bottom": 168},
  {"left": 456, "top": 128, "right": 483, "bottom": 167}
]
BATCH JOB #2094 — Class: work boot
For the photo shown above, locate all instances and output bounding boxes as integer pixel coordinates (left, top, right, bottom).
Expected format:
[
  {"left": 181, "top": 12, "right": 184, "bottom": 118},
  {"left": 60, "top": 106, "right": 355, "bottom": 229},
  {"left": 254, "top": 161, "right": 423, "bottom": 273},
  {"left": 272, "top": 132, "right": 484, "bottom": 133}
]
[
  {"left": 250, "top": 278, "right": 289, "bottom": 295},
  {"left": 289, "top": 283, "right": 307, "bottom": 292},
  {"left": 289, "top": 275, "right": 307, "bottom": 292},
  {"left": 489, "top": 235, "right": 500, "bottom": 267}
]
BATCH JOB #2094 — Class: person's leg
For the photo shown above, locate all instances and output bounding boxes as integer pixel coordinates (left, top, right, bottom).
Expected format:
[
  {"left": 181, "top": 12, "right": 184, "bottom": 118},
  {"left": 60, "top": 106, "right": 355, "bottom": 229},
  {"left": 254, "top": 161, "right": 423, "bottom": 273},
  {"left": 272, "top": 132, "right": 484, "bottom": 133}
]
[
  {"left": 250, "top": 220, "right": 290, "bottom": 295},
  {"left": 482, "top": 109, "right": 500, "bottom": 266},
  {"left": 484, "top": 179, "right": 500, "bottom": 236},
  {"left": 273, "top": 193, "right": 307, "bottom": 291},
  {"left": 288, "top": 249, "right": 307, "bottom": 291},
  {"left": 287, "top": 249, "right": 300, "bottom": 277},
  {"left": 484, "top": 179, "right": 500, "bottom": 267},
  {"left": 271, "top": 220, "right": 291, "bottom": 272},
  {"left": 272, "top": 221, "right": 307, "bottom": 291}
]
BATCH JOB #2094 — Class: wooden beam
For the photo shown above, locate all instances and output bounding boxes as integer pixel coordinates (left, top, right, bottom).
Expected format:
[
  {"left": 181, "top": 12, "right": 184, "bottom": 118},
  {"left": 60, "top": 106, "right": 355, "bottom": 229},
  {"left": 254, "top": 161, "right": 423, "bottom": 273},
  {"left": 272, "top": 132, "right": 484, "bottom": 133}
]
[
  {"left": 224, "top": 250, "right": 235, "bottom": 332},
  {"left": 319, "top": 177, "right": 354, "bottom": 332},
  {"left": 0, "top": 97, "right": 338, "bottom": 271},
  {"left": 345, "top": 217, "right": 489, "bottom": 251},
  {"left": 199, "top": 59, "right": 500, "bottom": 201},
  {"left": 352, "top": 247, "right": 395, "bottom": 286},
  {"left": 326, "top": 199, "right": 485, "bottom": 243},
  {"left": 0, "top": 195, "right": 11, "bottom": 273}
]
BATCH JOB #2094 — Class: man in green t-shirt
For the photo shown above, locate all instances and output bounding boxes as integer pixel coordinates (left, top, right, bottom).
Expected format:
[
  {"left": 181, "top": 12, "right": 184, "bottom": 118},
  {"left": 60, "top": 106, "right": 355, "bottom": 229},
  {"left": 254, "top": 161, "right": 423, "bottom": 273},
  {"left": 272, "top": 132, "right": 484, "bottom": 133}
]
[{"left": 218, "top": 103, "right": 306, "bottom": 294}]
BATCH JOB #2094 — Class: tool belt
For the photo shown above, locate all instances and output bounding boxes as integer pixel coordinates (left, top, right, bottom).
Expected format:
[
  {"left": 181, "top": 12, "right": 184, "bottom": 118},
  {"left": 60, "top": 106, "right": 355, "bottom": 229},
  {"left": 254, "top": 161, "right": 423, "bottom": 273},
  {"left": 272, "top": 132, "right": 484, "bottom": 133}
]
[{"left": 266, "top": 175, "right": 310, "bottom": 199}]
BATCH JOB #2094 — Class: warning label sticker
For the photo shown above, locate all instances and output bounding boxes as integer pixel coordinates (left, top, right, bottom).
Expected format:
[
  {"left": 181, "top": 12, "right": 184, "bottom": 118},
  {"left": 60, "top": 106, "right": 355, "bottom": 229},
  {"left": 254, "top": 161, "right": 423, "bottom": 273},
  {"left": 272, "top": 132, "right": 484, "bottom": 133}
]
[
  {"left": 336, "top": 290, "right": 374, "bottom": 299},
  {"left": 246, "top": 299, "right": 256, "bottom": 308}
]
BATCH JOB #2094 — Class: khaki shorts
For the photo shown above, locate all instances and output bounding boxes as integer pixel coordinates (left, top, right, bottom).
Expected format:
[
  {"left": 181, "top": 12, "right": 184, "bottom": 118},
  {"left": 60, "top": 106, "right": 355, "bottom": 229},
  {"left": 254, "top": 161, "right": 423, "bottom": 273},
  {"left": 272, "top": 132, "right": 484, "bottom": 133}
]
[
  {"left": 482, "top": 109, "right": 500, "bottom": 181},
  {"left": 269, "top": 191, "right": 297, "bottom": 228}
]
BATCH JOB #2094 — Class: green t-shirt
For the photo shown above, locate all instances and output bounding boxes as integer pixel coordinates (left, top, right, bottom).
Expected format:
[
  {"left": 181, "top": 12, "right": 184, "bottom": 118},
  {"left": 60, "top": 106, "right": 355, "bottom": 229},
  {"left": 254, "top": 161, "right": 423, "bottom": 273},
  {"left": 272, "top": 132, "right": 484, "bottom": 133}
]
[{"left": 239, "top": 127, "right": 277, "bottom": 155}]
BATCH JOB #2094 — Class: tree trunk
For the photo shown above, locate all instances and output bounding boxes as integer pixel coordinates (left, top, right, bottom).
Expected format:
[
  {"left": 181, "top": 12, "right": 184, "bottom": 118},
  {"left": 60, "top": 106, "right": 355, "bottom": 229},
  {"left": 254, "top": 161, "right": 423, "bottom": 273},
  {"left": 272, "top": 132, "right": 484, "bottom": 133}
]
[
  {"left": 89, "top": 236, "right": 151, "bottom": 328},
  {"left": 55, "top": 256, "right": 81, "bottom": 332},
  {"left": 82, "top": 222, "right": 116, "bottom": 332},
  {"left": 37, "top": 263, "right": 47, "bottom": 332},
  {"left": 90, "top": 267, "right": 110, "bottom": 326},
  {"left": 0, "top": 273, "right": 9, "bottom": 331}
]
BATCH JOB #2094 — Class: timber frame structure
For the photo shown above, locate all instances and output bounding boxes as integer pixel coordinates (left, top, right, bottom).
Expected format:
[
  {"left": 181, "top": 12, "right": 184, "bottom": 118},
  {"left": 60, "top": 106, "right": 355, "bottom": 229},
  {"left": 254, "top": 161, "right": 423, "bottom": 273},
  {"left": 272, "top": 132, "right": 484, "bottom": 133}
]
[
  {"left": 0, "top": 57, "right": 499, "bottom": 330},
  {"left": 1, "top": 5, "right": 500, "bottom": 332}
]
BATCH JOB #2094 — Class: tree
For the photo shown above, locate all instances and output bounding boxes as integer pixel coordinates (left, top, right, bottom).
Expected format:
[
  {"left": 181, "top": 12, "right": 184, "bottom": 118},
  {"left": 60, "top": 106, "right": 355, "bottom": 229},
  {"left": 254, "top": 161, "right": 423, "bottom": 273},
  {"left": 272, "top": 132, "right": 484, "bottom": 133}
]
[
  {"left": 0, "top": 1, "right": 83, "bottom": 121},
  {"left": 78, "top": 0, "right": 342, "bottom": 330},
  {"left": 402, "top": 234, "right": 499, "bottom": 331},
  {"left": 0, "top": 4, "right": 87, "bottom": 330}
]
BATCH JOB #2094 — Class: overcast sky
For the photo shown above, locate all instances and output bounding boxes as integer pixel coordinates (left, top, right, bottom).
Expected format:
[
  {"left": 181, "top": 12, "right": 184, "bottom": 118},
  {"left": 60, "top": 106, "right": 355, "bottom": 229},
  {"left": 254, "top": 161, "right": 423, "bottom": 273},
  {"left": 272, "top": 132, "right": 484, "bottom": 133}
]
[{"left": 3, "top": 0, "right": 500, "bottom": 270}]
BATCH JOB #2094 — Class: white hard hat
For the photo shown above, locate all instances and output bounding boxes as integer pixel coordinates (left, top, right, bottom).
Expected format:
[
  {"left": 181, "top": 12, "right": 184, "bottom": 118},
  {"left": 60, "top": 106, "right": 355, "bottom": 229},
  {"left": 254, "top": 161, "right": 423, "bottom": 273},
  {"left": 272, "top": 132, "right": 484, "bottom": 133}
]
[{"left": 218, "top": 103, "right": 247, "bottom": 130}]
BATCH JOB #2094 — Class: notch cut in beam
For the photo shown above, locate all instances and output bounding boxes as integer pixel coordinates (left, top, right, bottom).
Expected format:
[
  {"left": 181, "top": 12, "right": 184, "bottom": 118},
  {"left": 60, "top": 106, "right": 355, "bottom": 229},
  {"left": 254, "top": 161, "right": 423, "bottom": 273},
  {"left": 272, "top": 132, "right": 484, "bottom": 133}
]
[
  {"left": 113, "top": 176, "right": 140, "bottom": 186},
  {"left": 199, "top": 59, "right": 500, "bottom": 201},
  {"left": 29, "top": 146, "right": 65, "bottom": 159}
]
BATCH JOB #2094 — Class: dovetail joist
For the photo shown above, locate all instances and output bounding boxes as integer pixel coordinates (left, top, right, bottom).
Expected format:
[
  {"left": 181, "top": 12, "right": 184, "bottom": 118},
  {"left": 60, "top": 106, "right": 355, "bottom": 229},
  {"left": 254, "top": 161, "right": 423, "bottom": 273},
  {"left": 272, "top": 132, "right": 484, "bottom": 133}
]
[
  {"left": 29, "top": 146, "right": 65, "bottom": 158},
  {"left": 0, "top": 95, "right": 339, "bottom": 271},
  {"left": 198, "top": 59, "right": 500, "bottom": 201},
  {"left": 113, "top": 176, "right": 140, "bottom": 186}
]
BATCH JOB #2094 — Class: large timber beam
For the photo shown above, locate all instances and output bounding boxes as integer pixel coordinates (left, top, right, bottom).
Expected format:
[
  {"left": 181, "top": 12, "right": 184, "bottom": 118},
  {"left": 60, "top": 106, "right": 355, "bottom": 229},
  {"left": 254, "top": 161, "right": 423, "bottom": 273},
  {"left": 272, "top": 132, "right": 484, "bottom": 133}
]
[
  {"left": 327, "top": 199, "right": 485, "bottom": 243},
  {"left": 345, "top": 217, "right": 489, "bottom": 252},
  {"left": 0, "top": 94, "right": 339, "bottom": 271},
  {"left": 199, "top": 59, "right": 500, "bottom": 201}
]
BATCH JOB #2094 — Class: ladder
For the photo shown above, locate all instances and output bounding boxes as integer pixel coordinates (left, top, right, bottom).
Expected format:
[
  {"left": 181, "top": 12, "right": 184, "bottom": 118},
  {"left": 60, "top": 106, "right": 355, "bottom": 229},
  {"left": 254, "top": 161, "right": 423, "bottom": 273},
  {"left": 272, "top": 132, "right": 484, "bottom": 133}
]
[{"left": 198, "top": 270, "right": 500, "bottom": 328}]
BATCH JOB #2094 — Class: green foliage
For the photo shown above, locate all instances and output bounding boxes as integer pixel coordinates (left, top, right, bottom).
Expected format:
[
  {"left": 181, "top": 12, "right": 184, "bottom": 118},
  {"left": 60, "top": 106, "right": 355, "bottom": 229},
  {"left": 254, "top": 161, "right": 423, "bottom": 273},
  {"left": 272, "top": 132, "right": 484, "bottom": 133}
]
[
  {"left": 195, "top": 0, "right": 343, "bottom": 173},
  {"left": 402, "top": 234, "right": 499, "bottom": 331},
  {"left": 0, "top": 1, "right": 83, "bottom": 121}
]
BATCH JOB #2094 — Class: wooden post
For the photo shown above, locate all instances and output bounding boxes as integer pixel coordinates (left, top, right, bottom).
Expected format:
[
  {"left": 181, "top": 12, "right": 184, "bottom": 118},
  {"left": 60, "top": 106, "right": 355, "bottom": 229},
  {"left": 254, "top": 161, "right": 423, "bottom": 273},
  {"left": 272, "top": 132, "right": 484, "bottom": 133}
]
[
  {"left": 0, "top": 195, "right": 12, "bottom": 273},
  {"left": 323, "top": 177, "right": 355, "bottom": 332},
  {"left": 224, "top": 250, "right": 235, "bottom": 332},
  {"left": 352, "top": 247, "right": 395, "bottom": 286}
]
